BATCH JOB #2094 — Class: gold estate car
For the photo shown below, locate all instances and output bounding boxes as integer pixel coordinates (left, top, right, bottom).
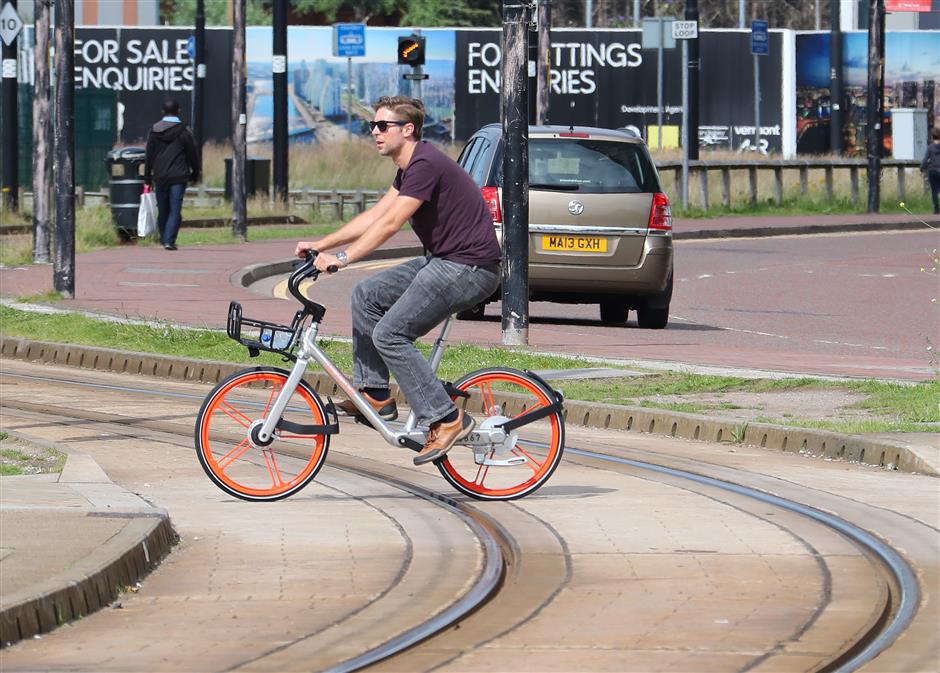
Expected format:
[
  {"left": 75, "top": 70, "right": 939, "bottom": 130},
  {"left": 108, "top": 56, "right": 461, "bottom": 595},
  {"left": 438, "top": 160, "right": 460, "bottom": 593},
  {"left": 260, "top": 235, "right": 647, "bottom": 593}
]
[{"left": 456, "top": 124, "right": 674, "bottom": 328}]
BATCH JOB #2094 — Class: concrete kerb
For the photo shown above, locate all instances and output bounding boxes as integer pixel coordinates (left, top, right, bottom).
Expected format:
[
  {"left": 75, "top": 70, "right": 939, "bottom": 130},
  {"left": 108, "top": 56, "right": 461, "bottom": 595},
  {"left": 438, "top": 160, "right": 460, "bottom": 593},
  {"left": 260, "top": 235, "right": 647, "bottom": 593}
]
[
  {"left": 2, "top": 335, "right": 935, "bottom": 478},
  {"left": 0, "top": 427, "right": 176, "bottom": 647},
  {"left": 0, "top": 514, "right": 175, "bottom": 647}
]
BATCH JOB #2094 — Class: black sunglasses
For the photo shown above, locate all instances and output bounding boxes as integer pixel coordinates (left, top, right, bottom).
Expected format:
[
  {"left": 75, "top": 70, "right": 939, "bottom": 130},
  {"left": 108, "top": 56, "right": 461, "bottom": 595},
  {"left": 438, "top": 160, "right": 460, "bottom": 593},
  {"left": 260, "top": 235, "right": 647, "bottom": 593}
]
[{"left": 369, "top": 120, "right": 408, "bottom": 133}]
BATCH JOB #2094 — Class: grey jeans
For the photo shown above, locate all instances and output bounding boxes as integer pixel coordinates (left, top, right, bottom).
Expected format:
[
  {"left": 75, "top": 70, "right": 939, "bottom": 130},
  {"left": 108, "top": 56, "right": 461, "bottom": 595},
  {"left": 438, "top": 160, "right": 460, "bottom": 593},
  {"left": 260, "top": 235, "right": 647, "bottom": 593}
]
[{"left": 351, "top": 255, "right": 501, "bottom": 425}]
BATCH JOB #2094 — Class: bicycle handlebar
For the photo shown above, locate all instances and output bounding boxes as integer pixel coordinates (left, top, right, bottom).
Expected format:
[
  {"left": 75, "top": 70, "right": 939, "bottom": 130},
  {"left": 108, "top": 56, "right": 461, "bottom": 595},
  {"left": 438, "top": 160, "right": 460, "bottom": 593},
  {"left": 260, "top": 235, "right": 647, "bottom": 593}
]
[{"left": 286, "top": 250, "right": 333, "bottom": 319}]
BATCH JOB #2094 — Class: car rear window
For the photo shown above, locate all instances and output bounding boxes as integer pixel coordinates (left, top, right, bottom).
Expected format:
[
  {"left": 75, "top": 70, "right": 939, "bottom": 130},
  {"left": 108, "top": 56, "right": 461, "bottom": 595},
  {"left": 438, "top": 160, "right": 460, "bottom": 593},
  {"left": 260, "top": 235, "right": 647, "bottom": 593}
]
[{"left": 496, "top": 138, "right": 660, "bottom": 194}]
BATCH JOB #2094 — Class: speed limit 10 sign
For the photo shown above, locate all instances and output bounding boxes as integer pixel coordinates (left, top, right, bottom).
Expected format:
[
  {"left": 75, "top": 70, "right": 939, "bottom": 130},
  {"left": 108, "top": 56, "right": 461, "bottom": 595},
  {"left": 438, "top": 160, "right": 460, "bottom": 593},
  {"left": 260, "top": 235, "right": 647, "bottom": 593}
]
[
  {"left": 671, "top": 20, "right": 698, "bottom": 40},
  {"left": 0, "top": 2, "right": 24, "bottom": 47}
]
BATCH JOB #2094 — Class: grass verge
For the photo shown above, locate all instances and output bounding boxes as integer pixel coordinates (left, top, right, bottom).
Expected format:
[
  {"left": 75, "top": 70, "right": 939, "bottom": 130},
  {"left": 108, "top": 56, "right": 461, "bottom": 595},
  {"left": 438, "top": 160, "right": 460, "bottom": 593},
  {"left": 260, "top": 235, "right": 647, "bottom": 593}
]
[
  {"left": 1, "top": 304, "right": 937, "bottom": 436},
  {"left": 0, "top": 432, "right": 67, "bottom": 476}
]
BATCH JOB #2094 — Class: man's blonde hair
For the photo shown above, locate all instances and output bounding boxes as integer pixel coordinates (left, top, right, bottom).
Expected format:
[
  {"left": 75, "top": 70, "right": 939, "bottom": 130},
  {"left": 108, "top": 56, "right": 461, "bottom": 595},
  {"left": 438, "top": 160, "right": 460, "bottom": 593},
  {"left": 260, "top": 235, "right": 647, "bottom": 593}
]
[{"left": 375, "top": 96, "right": 425, "bottom": 140}]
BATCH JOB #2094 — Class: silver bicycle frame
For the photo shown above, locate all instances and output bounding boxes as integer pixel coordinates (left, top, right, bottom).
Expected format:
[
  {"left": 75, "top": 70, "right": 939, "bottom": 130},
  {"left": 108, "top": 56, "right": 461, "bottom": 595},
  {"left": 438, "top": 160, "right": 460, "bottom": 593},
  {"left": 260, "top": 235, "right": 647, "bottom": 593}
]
[{"left": 254, "top": 315, "right": 507, "bottom": 450}]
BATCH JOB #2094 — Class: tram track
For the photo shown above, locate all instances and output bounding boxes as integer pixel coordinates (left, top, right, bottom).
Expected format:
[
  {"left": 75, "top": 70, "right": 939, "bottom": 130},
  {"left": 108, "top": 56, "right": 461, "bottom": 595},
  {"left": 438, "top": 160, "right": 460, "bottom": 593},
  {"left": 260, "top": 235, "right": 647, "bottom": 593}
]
[{"left": 0, "top": 363, "right": 933, "bottom": 672}]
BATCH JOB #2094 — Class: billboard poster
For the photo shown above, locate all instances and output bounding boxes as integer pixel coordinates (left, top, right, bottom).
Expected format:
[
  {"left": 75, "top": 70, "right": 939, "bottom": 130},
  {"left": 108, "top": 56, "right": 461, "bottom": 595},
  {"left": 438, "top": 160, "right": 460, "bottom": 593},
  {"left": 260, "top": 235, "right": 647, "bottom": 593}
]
[
  {"left": 73, "top": 27, "right": 233, "bottom": 143},
  {"left": 454, "top": 29, "right": 783, "bottom": 152},
  {"left": 796, "top": 31, "right": 939, "bottom": 155},
  {"left": 245, "top": 26, "right": 456, "bottom": 144}
]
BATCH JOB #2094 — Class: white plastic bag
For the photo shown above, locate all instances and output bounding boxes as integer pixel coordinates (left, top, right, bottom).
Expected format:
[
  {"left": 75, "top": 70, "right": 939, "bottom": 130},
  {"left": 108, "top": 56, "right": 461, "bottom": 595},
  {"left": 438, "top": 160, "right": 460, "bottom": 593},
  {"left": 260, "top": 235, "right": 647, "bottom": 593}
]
[{"left": 137, "top": 187, "right": 157, "bottom": 238}]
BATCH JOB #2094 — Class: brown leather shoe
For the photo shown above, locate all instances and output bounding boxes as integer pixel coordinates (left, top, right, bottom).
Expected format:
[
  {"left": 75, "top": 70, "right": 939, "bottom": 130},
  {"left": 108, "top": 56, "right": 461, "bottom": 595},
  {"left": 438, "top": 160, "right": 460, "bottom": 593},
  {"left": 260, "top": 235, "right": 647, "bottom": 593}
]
[
  {"left": 335, "top": 391, "right": 398, "bottom": 421},
  {"left": 414, "top": 410, "right": 475, "bottom": 466}
]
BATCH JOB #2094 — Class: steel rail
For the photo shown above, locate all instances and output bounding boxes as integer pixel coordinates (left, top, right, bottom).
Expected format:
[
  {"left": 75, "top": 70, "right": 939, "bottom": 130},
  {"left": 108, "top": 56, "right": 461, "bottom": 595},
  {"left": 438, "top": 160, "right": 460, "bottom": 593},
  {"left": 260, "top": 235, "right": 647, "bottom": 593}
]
[{"left": 565, "top": 446, "right": 920, "bottom": 673}]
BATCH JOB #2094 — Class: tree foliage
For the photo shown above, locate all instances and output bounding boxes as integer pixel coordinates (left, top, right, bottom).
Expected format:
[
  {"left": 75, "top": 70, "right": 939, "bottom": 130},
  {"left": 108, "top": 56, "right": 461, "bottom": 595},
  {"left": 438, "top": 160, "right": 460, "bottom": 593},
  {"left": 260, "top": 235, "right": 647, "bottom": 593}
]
[
  {"left": 162, "top": 0, "right": 272, "bottom": 26},
  {"left": 400, "top": 0, "right": 500, "bottom": 27},
  {"left": 161, "top": 0, "right": 832, "bottom": 30}
]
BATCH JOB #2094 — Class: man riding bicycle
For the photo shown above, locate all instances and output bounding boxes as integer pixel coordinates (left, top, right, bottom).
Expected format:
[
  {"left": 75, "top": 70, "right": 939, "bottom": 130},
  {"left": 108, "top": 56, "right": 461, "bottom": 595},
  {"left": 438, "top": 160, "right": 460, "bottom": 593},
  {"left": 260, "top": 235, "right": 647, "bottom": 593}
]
[{"left": 295, "top": 96, "right": 502, "bottom": 466}]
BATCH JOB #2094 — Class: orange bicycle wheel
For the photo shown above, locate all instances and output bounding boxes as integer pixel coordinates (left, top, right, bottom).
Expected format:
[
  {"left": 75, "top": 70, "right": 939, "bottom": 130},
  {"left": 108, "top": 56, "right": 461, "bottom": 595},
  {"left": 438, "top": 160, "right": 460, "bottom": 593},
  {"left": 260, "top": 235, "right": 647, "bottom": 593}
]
[
  {"left": 437, "top": 368, "right": 565, "bottom": 500},
  {"left": 195, "top": 367, "right": 330, "bottom": 501}
]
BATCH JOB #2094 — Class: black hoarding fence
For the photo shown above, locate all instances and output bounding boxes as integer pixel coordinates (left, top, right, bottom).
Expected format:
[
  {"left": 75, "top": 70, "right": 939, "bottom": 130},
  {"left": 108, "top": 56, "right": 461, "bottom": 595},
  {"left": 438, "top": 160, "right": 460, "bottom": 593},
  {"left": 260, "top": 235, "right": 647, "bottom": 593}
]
[
  {"left": 73, "top": 27, "right": 233, "bottom": 144},
  {"left": 454, "top": 29, "right": 784, "bottom": 152}
]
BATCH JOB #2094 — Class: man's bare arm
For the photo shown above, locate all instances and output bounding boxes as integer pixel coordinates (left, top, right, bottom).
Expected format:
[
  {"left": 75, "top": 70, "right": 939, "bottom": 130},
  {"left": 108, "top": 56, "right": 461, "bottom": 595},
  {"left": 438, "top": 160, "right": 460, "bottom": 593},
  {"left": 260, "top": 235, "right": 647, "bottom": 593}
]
[
  {"left": 313, "top": 195, "right": 422, "bottom": 272},
  {"left": 294, "top": 187, "right": 399, "bottom": 257}
]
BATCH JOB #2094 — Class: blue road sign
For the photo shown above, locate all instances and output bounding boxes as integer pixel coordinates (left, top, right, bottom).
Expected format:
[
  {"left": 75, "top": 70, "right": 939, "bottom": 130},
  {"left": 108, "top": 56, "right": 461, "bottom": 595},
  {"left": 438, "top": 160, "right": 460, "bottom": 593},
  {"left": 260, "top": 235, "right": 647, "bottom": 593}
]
[
  {"left": 333, "top": 24, "right": 366, "bottom": 58},
  {"left": 751, "top": 20, "right": 768, "bottom": 55}
]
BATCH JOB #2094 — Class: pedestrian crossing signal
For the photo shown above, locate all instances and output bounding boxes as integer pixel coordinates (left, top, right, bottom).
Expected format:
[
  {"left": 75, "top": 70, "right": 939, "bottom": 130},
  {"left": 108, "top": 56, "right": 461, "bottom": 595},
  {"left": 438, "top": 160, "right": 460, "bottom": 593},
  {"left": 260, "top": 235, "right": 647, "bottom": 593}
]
[{"left": 397, "top": 36, "right": 426, "bottom": 66}]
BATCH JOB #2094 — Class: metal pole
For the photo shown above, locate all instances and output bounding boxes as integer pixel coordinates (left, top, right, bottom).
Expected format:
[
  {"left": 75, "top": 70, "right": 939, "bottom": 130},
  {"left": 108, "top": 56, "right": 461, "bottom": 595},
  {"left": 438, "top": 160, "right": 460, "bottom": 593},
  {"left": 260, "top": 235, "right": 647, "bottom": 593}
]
[
  {"left": 413, "top": 29, "right": 423, "bottom": 102},
  {"left": 272, "top": 0, "right": 287, "bottom": 201},
  {"left": 866, "top": 0, "right": 884, "bottom": 213},
  {"left": 633, "top": 0, "right": 640, "bottom": 27},
  {"left": 536, "top": 0, "right": 550, "bottom": 125},
  {"left": 753, "top": 53, "right": 760, "bottom": 151},
  {"left": 685, "top": 0, "right": 699, "bottom": 160},
  {"left": 656, "top": 23, "right": 663, "bottom": 151},
  {"left": 193, "top": 0, "right": 205, "bottom": 164},
  {"left": 681, "top": 38, "right": 688, "bottom": 209},
  {"left": 346, "top": 56, "right": 352, "bottom": 139},
  {"left": 501, "top": 0, "right": 529, "bottom": 346},
  {"left": 585, "top": 0, "right": 591, "bottom": 27},
  {"left": 829, "top": 0, "right": 843, "bottom": 154},
  {"left": 739, "top": 0, "right": 746, "bottom": 29},
  {"left": 53, "top": 0, "right": 75, "bottom": 297},
  {"left": 232, "top": 0, "right": 247, "bottom": 238},
  {"left": 815, "top": 0, "right": 821, "bottom": 30},
  {"left": 1, "top": 0, "right": 18, "bottom": 212},
  {"left": 32, "top": 0, "right": 52, "bottom": 263}
]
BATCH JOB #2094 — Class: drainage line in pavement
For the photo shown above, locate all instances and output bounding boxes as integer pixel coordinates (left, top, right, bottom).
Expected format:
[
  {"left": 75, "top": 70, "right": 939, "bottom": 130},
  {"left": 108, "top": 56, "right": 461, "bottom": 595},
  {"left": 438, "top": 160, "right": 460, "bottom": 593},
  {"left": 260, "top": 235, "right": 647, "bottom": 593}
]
[{"left": 566, "top": 446, "right": 920, "bottom": 673}]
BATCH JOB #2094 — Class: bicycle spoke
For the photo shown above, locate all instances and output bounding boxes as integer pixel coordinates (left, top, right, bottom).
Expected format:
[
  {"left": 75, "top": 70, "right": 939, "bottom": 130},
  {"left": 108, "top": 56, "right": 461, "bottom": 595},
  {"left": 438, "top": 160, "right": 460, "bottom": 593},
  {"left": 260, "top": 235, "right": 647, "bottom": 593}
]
[
  {"left": 476, "top": 382, "right": 496, "bottom": 416},
  {"left": 263, "top": 383, "right": 282, "bottom": 416},
  {"left": 511, "top": 446, "right": 542, "bottom": 473},
  {"left": 218, "top": 401, "right": 252, "bottom": 428},
  {"left": 474, "top": 460, "right": 491, "bottom": 486},
  {"left": 263, "top": 449, "right": 285, "bottom": 486},
  {"left": 217, "top": 438, "right": 253, "bottom": 470},
  {"left": 512, "top": 403, "right": 545, "bottom": 420}
]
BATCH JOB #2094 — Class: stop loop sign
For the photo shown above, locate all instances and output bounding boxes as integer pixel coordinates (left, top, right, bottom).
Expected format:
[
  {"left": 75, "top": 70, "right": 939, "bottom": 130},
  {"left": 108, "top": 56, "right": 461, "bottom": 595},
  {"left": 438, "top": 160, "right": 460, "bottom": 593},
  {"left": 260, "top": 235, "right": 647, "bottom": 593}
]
[{"left": 671, "top": 20, "right": 698, "bottom": 40}]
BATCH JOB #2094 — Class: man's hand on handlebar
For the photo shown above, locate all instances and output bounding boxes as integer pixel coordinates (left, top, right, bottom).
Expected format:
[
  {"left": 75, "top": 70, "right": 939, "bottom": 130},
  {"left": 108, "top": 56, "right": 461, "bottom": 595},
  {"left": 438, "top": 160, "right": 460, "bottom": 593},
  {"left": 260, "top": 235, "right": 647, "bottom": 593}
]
[
  {"left": 294, "top": 241, "right": 320, "bottom": 259},
  {"left": 314, "top": 252, "right": 343, "bottom": 274}
]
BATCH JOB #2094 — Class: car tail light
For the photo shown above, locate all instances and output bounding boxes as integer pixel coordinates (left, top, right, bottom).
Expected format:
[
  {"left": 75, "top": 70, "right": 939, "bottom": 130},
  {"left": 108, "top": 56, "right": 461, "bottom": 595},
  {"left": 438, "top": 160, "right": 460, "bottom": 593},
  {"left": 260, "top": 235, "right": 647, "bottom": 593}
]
[
  {"left": 481, "top": 186, "right": 502, "bottom": 224},
  {"left": 558, "top": 132, "right": 590, "bottom": 138},
  {"left": 648, "top": 192, "right": 672, "bottom": 232}
]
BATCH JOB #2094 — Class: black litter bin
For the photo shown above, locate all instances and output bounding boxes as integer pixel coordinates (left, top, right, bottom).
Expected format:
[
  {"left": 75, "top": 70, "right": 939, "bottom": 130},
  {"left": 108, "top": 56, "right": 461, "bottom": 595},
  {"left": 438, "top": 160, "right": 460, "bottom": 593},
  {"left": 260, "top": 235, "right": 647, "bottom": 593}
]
[
  {"left": 106, "top": 148, "right": 147, "bottom": 240},
  {"left": 224, "top": 157, "right": 271, "bottom": 200}
]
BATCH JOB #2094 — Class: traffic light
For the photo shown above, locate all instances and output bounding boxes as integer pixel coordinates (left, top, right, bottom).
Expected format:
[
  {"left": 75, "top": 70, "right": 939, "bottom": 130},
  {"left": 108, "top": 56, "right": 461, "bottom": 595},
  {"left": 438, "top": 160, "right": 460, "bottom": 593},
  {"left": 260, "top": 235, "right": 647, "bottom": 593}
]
[{"left": 397, "top": 35, "right": 426, "bottom": 67}]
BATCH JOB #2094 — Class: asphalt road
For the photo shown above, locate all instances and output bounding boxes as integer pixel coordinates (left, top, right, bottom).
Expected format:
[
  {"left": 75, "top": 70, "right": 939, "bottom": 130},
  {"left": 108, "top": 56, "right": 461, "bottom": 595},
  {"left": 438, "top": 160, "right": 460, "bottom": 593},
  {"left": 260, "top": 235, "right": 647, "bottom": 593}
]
[{"left": 265, "top": 230, "right": 939, "bottom": 381}]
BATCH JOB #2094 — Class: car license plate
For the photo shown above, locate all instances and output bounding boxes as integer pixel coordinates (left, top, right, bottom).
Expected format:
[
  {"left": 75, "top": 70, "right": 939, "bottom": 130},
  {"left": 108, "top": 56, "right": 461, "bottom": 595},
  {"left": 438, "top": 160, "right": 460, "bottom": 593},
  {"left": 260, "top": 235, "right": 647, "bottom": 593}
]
[{"left": 541, "top": 235, "right": 607, "bottom": 252}]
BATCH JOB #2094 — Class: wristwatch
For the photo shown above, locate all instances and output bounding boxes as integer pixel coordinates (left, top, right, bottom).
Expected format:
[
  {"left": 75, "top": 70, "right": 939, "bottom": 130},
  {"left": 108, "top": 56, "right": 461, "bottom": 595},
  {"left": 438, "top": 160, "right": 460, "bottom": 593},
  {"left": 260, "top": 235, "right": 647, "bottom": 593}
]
[{"left": 335, "top": 251, "right": 349, "bottom": 267}]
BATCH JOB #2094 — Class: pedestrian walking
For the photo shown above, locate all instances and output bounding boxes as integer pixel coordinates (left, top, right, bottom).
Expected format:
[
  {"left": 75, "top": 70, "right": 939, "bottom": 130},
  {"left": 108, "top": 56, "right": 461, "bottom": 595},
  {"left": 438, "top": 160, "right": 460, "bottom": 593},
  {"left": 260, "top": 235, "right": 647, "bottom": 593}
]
[
  {"left": 144, "top": 100, "right": 200, "bottom": 250},
  {"left": 921, "top": 127, "right": 940, "bottom": 216},
  {"left": 294, "top": 96, "right": 502, "bottom": 466}
]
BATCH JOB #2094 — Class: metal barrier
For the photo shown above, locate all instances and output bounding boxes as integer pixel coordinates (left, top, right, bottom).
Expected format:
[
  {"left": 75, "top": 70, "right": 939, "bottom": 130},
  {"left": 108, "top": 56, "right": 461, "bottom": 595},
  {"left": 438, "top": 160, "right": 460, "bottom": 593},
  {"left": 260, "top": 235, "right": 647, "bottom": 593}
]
[
  {"left": 20, "top": 159, "right": 929, "bottom": 216},
  {"left": 656, "top": 158, "right": 927, "bottom": 210}
]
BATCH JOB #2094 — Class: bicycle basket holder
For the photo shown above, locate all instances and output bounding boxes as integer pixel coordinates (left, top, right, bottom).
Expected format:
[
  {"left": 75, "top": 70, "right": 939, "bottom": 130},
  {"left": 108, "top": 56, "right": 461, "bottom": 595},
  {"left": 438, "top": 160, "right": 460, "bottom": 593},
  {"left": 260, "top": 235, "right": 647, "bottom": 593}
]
[{"left": 227, "top": 300, "right": 302, "bottom": 357}]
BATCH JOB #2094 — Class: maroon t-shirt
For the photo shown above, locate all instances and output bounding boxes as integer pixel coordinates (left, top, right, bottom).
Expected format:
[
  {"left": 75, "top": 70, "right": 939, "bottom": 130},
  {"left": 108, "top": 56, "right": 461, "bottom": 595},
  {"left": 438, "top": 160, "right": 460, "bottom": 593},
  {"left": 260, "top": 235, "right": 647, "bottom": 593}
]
[{"left": 393, "top": 141, "right": 502, "bottom": 267}]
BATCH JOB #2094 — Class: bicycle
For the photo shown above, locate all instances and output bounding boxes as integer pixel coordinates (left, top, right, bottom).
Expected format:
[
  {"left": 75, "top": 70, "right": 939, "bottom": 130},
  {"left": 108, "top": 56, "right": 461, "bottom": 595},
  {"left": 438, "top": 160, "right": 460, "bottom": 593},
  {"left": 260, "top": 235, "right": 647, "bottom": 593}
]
[{"left": 195, "top": 252, "right": 566, "bottom": 502}]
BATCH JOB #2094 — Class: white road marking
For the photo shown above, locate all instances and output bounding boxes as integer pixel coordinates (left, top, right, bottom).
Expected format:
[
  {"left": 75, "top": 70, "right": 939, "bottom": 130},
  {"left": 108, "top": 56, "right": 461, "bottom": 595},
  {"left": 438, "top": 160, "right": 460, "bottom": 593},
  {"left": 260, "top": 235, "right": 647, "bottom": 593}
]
[{"left": 118, "top": 281, "right": 200, "bottom": 288}]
